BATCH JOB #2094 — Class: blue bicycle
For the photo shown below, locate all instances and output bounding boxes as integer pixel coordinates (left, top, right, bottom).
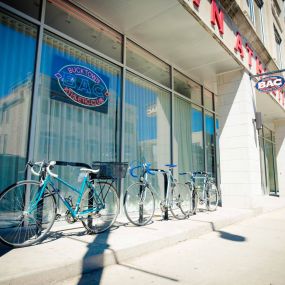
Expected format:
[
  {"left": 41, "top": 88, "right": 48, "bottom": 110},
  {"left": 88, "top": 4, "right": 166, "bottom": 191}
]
[
  {"left": 0, "top": 160, "right": 120, "bottom": 247},
  {"left": 124, "top": 162, "right": 192, "bottom": 226}
]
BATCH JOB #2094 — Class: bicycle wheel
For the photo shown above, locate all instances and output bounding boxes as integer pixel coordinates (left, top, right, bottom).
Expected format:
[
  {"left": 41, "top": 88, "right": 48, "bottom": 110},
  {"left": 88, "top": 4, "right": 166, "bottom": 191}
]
[
  {"left": 0, "top": 180, "right": 56, "bottom": 247},
  {"left": 170, "top": 182, "right": 191, "bottom": 219},
  {"left": 124, "top": 182, "right": 155, "bottom": 226},
  {"left": 80, "top": 182, "right": 119, "bottom": 233},
  {"left": 206, "top": 183, "right": 219, "bottom": 211}
]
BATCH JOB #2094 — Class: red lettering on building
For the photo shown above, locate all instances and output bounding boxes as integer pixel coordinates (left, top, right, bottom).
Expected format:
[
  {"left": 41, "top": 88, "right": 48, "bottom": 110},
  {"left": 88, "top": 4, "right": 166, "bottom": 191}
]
[
  {"left": 234, "top": 33, "right": 244, "bottom": 58},
  {"left": 193, "top": 0, "right": 201, "bottom": 7},
  {"left": 246, "top": 44, "right": 254, "bottom": 67},
  {"left": 211, "top": 0, "right": 224, "bottom": 34},
  {"left": 256, "top": 57, "right": 263, "bottom": 75}
]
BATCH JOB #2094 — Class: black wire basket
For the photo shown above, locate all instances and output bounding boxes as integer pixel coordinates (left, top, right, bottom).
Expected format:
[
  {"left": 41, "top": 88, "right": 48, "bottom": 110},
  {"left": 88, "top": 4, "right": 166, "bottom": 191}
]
[{"left": 91, "top": 161, "right": 128, "bottom": 179}]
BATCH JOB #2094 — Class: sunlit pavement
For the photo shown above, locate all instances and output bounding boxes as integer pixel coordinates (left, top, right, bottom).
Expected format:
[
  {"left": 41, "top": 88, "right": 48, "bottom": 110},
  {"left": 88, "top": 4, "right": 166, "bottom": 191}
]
[{"left": 1, "top": 196, "right": 285, "bottom": 285}]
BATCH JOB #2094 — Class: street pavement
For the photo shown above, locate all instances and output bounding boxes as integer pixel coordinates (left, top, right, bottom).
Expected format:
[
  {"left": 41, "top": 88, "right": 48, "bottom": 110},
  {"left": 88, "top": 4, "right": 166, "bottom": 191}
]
[
  {"left": 1, "top": 196, "right": 285, "bottom": 285},
  {"left": 53, "top": 207, "right": 285, "bottom": 285}
]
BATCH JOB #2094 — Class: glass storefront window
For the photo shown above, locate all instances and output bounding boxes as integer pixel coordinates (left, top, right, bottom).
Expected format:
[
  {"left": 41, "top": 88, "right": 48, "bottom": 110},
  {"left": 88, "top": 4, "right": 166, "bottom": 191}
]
[
  {"left": 173, "top": 97, "right": 209, "bottom": 182},
  {"left": 204, "top": 88, "right": 214, "bottom": 111},
  {"left": 174, "top": 69, "right": 202, "bottom": 105},
  {"left": 173, "top": 96, "right": 193, "bottom": 178},
  {"left": 192, "top": 107, "right": 204, "bottom": 171},
  {"left": 45, "top": 0, "right": 122, "bottom": 62},
  {"left": 0, "top": 11, "right": 37, "bottom": 192},
  {"left": 126, "top": 40, "right": 170, "bottom": 88},
  {"left": 1, "top": 0, "right": 41, "bottom": 19},
  {"left": 124, "top": 72, "right": 171, "bottom": 201},
  {"left": 34, "top": 32, "right": 121, "bottom": 211},
  {"left": 205, "top": 112, "right": 215, "bottom": 177}
]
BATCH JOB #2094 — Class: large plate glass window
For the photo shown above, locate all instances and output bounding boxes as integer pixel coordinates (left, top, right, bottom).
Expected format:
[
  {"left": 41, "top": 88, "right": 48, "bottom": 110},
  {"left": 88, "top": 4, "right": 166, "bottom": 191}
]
[
  {"left": 205, "top": 111, "right": 215, "bottom": 177},
  {"left": 0, "top": 11, "right": 37, "bottom": 192},
  {"left": 34, "top": 32, "right": 121, "bottom": 211},
  {"left": 192, "top": 106, "right": 204, "bottom": 171},
  {"left": 173, "top": 98, "right": 209, "bottom": 180},
  {"left": 173, "top": 95, "right": 192, "bottom": 180},
  {"left": 124, "top": 72, "right": 171, "bottom": 201},
  {"left": 45, "top": 0, "right": 122, "bottom": 62}
]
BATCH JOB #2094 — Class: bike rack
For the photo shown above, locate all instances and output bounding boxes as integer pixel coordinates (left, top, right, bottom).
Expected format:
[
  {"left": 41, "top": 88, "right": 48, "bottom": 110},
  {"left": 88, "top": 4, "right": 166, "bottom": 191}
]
[{"left": 150, "top": 168, "right": 169, "bottom": 220}]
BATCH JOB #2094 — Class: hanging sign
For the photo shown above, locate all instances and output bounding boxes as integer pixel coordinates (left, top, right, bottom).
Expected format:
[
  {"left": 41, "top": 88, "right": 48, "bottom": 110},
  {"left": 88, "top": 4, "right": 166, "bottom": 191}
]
[
  {"left": 55, "top": 64, "right": 109, "bottom": 108},
  {"left": 255, "top": 76, "right": 285, "bottom": 93}
]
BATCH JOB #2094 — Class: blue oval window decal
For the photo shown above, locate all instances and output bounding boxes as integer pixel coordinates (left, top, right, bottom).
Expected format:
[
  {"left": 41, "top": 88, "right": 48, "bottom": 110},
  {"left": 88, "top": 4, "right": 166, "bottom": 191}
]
[
  {"left": 255, "top": 76, "right": 285, "bottom": 93},
  {"left": 55, "top": 65, "right": 109, "bottom": 107}
]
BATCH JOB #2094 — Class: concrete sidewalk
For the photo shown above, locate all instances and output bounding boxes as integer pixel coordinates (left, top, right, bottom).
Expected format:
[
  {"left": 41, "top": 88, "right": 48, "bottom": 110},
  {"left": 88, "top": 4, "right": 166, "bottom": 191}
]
[{"left": 1, "top": 196, "right": 285, "bottom": 285}]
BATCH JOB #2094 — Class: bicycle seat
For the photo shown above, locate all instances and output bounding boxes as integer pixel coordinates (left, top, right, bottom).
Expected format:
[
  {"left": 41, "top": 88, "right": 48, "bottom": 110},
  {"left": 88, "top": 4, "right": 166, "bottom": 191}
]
[
  {"left": 164, "top": 164, "right": 177, "bottom": 168},
  {"left": 80, "top": 168, "right": 99, "bottom": 174}
]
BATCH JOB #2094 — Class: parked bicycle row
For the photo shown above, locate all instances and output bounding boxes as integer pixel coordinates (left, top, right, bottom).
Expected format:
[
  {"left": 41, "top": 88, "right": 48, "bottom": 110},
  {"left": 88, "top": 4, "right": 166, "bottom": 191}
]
[{"left": 0, "top": 160, "right": 219, "bottom": 248}]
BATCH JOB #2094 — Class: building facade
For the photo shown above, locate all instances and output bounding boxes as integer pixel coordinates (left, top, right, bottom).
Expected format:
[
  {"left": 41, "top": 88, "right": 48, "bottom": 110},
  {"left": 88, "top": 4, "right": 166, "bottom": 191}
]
[{"left": 0, "top": 0, "right": 285, "bottom": 209}]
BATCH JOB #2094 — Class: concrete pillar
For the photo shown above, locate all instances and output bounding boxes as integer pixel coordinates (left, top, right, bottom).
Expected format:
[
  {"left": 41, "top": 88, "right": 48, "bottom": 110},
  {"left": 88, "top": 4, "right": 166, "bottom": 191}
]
[
  {"left": 275, "top": 120, "right": 285, "bottom": 197},
  {"left": 216, "top": 70, "right": 263, "bottom": 208}
]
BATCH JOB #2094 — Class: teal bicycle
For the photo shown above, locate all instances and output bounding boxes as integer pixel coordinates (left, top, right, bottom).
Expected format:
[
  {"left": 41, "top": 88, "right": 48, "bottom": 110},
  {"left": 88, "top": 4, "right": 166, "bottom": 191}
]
[{"left": 0, "top": 160, "right": 120, "bottom": 247}]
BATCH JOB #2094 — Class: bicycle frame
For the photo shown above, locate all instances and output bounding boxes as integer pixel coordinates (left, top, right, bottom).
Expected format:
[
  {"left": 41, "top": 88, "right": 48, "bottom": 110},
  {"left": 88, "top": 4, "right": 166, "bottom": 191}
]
[
  {"left": 145, "top": 167, "right": 176, "bottom": 209},
  {"left": 28, "top": 173, "right": 105, "bottom": 219}
]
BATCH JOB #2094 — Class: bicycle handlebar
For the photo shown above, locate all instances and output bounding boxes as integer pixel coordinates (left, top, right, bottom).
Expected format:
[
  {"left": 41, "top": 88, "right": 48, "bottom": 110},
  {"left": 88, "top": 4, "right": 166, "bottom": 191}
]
[
  {"left": 129, "top": 163, "right": 156, "bottom": 178},
  {"left": 46, "top": 161, "right": 58, "bottom": 178},
  {"left": 28, "top": 161, "right": 45, "bottom": 177}
]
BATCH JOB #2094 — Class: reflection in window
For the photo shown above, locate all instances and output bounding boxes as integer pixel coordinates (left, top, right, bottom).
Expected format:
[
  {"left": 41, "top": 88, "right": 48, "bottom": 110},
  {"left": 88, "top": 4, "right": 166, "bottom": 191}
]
[
  {"left": 1, "top": 0, "right": 41, "bottom": 19},
  {"left": 126, "top": 40, "right": 170, "bottom": 87},
  {"left": 0, "top": 12, "right": 37, "bottom": 192},
  {"left": 173, "top": 96, "right": 192, "bottom": 178},
  {"left": 124, "top": 72, "right": 171, "bottom": 201},
  {"left": 45, "top": 0, "right": 122, "bottom": 62},
  {"left": 174, "top": 69, "right": 202, "bottom": 105},
  {"left": 34, "top": 32, "right": 121, "bottom": 212},
  {"left": 192, "top": 107, "right": 204, "bottom": 171},
  {"left": 173, "top": 97, "right": 209, "bottom": 182},
  {"left": 205, "top": 112, "right": 215, "bottom": 177}
]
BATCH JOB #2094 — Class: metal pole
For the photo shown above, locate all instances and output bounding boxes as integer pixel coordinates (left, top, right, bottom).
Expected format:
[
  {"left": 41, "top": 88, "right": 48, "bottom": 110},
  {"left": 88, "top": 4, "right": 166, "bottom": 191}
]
[{"left": 250, "top": 68, "right": 285, "bottom": 79}]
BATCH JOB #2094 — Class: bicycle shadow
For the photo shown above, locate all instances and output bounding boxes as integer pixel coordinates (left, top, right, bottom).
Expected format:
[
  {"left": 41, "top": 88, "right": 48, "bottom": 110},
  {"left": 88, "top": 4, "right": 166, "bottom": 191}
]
[
  {"left": 0, "top": 243, "right": 12, "bottom": 257},
  {"left": 75, "top": 227, "right": 180, "bottom": 285},
  {"left": 195, "top": 219, "right": 246, "bottom": 242},
  {"left": 76, "top": 228, "right": 111, "bottom": 285},
  {"left": 40, "top": 222, "right": 121, "bottom": 245}
]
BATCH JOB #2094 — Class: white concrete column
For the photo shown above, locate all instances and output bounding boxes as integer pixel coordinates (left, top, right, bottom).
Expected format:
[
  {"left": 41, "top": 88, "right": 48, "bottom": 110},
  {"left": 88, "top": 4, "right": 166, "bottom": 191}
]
[
  {"left": 216, "top": 70, "right": 263, "bottom": 208},
  {"left": 275, "top": 120, "right": 285, "bottom": 197}
]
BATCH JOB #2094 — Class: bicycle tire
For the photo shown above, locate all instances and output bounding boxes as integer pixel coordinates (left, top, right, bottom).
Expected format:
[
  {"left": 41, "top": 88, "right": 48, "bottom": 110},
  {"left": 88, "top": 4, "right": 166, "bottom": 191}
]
[
  {"left": 170, "top": 182, "right": 191, "bottom": 219},
  {"left": 80, "top": 182, "right": 119, "bottom": 233},
  {"left": 206, "top": 183, "right": 219, "bottom": 211},
  {"left": 0, "top": 180, "right": 56, "bottom": 247},
  {"left": 124, "top": 182, "right": 155, "bottom": 226}
]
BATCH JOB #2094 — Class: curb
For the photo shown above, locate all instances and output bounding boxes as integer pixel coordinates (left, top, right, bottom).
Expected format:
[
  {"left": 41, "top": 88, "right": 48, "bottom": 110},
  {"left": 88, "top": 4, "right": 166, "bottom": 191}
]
[{"left": 0, "top": 206, "right": 266, "bottom": 285}]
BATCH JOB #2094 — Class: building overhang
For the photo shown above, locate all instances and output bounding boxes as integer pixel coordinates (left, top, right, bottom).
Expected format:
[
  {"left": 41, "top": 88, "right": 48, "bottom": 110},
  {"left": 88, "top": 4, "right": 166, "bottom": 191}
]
[{"left": 72, "top": 0, "right": 241, "bottom": 92}]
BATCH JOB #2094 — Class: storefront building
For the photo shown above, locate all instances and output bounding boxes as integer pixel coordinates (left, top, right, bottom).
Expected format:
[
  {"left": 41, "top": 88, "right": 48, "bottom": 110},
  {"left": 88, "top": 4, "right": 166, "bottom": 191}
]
[{"left": 0, "top": 0, "right": 285, "bottom": 209}]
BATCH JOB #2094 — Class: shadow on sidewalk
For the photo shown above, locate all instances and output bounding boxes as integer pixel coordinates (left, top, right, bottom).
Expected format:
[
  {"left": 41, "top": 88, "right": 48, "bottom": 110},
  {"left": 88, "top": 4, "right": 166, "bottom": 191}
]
[
  {"left": 77, "top": 229, "right": 111, "bottom": 285},
  {"left": 0, "top": 243, "right": 12, "bottom": 257},
  {"left": 195, "top": 219, "right": 247, "bottom": 242}
]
